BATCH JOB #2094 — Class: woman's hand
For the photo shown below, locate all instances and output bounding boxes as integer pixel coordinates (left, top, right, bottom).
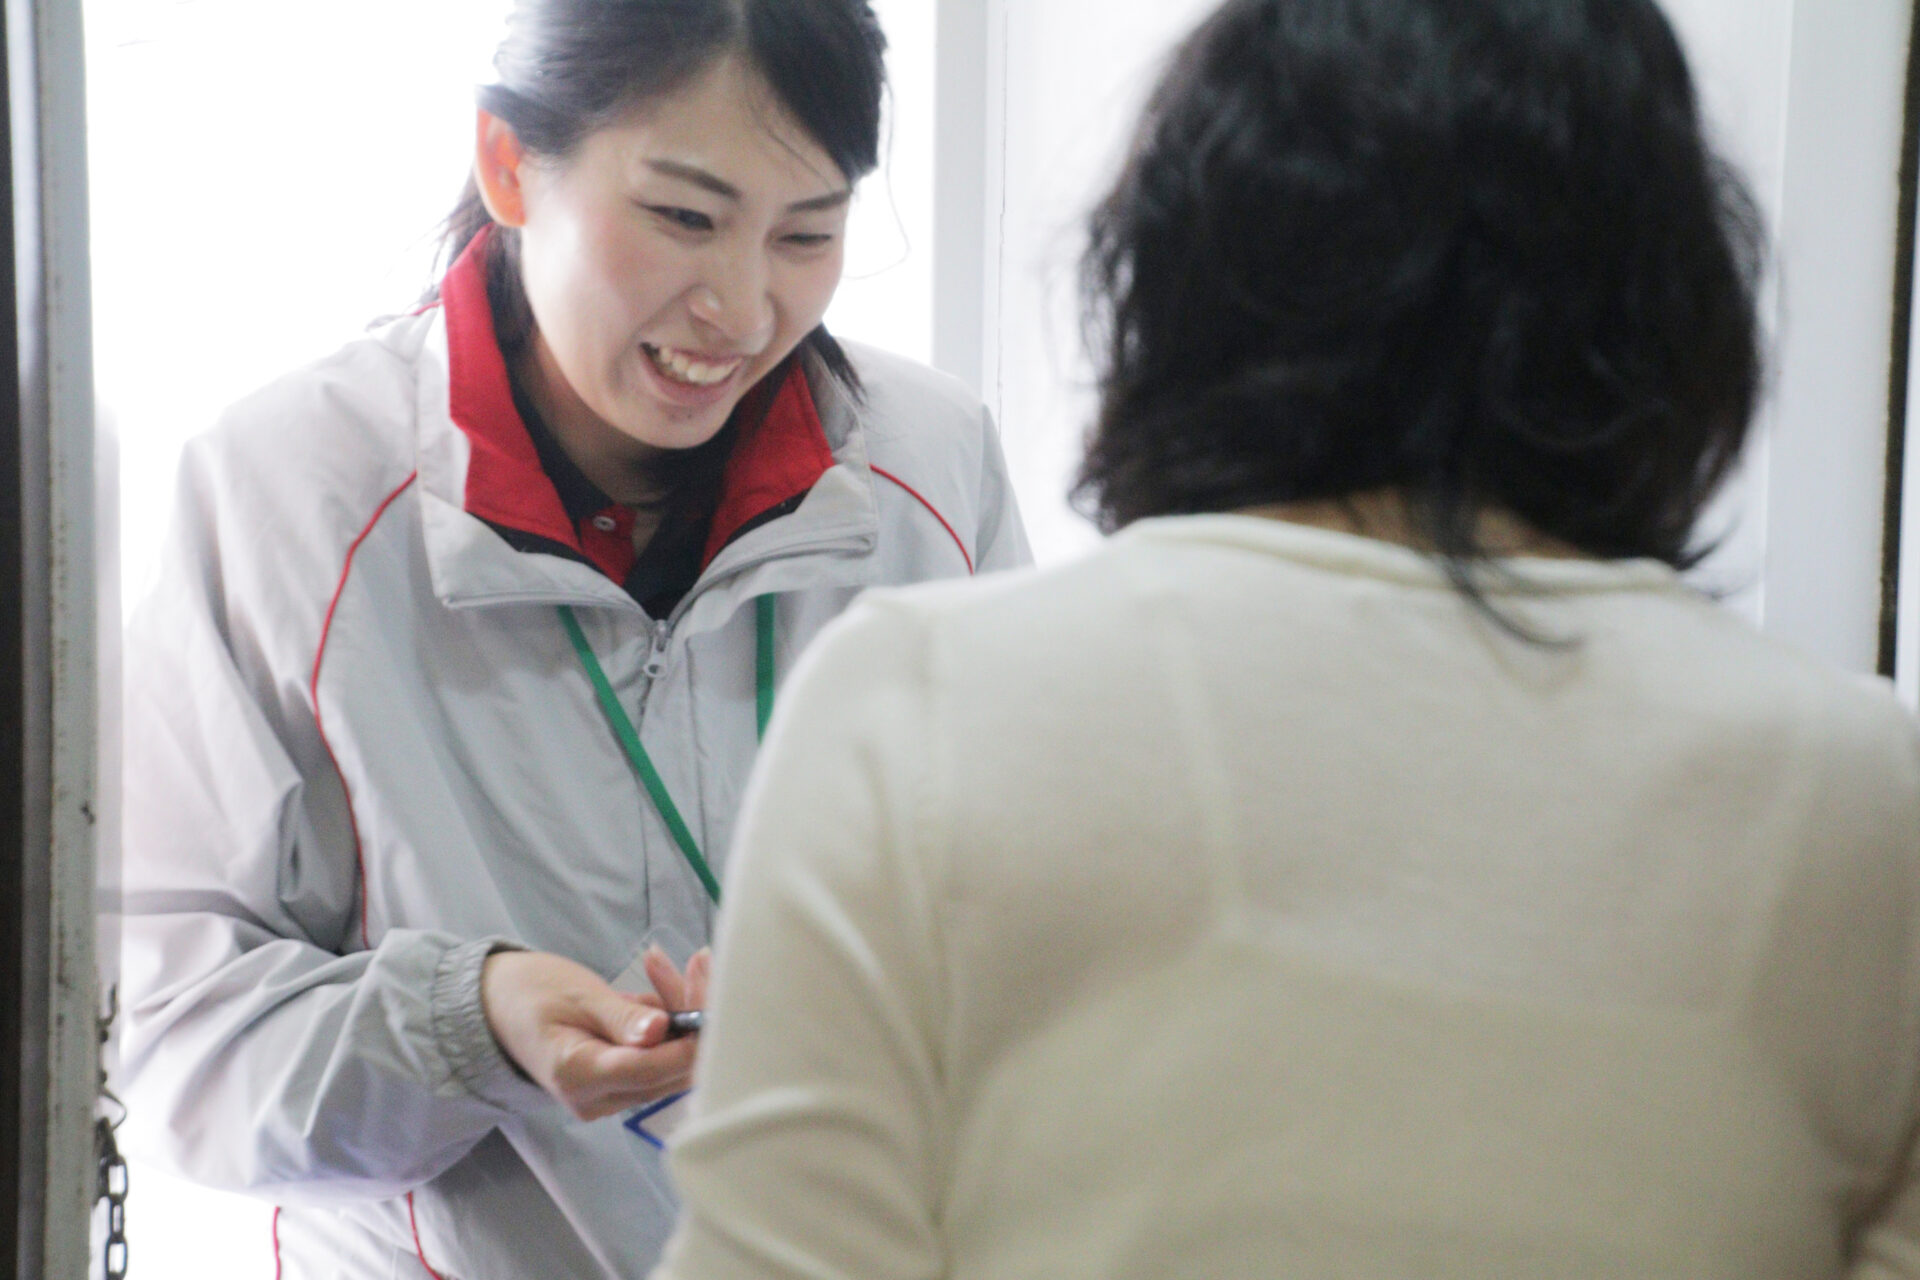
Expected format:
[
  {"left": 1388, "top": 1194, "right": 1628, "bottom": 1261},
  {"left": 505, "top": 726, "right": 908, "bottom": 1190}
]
[
  {"left": 480, "top": 949, "right": 703, "bottom": 1122},
  {"left": 641, "top": 943, "right": 711, "bottom": 1016}
]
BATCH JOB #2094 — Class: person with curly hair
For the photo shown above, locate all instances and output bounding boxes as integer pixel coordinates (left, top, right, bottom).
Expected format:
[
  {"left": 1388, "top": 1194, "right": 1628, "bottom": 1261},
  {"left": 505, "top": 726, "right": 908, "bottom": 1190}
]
[{"left": 653, "top": 2, "right": 1920, "bottom": 1277}]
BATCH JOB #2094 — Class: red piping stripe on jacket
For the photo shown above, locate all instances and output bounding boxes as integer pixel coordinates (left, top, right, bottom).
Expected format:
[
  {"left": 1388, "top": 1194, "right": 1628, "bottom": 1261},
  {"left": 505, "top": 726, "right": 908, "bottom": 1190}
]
[
  {"left": 309, "top": 471, "right": 418, "bottom": 951},
  {"left": 873, "top": 466, "right": 975, "bottom": 575},
  {"left": 408, "top": 1192, "right": 449, "bottom": 1280}
]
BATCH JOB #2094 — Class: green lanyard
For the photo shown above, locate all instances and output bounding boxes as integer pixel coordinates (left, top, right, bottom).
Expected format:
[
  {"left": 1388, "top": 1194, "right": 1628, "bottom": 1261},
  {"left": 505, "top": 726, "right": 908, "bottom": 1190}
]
[{"left": 558, "top": 594, "right": 777, "bottom": 906}]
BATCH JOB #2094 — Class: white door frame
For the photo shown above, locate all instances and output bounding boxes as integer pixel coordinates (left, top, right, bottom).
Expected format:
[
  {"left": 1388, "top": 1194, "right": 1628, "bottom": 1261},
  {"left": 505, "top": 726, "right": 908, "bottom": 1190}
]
[{"left": 931, "top": 0, "right": 1008, "bottom": 404}]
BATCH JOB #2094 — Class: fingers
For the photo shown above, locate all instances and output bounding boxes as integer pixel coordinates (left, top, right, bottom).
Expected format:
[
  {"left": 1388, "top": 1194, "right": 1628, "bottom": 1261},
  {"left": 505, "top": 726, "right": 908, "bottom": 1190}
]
[
  {"left": 480, "top": 948, "right": 708, "bottom": 1122},
  {"left": 550, "top": 1032, "right": 701, "bottom": 1122},
  {"left": 686, "top": 948, "right": 711, "bottom": 1010},
  {"left": 577, "top": 982, "right": 668, "bottom": 1049},
  {"left": 642, "top": 944, "right": 688, "bottom": 1009},
  {"left": 641, "top": 944, "right": 713, "bottom": 1012}
]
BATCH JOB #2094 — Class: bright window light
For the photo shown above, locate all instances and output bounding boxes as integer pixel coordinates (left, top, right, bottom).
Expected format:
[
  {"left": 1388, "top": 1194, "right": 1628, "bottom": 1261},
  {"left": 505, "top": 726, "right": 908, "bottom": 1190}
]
[{"left": 90, "top": 0, "right": 934, "bottom": 611}]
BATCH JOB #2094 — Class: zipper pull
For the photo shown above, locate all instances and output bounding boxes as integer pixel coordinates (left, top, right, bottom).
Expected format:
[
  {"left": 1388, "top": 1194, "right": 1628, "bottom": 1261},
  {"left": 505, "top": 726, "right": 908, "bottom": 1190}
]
[{"left": 641, "top": 619, "right": 672, "bottom": 680}]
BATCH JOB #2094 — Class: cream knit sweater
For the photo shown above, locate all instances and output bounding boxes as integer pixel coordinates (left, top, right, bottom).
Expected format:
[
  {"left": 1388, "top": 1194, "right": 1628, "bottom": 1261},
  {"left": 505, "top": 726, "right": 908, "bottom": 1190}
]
[{"left": 655, "top": 516, "right": 1920, "bottom": 1280}]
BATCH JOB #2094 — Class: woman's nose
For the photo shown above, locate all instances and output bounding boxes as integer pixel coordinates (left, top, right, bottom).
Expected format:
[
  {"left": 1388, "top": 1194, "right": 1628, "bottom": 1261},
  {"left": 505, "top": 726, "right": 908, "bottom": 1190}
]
[{"left": 688, "top": 264, "right": 775, "bottom": 350}]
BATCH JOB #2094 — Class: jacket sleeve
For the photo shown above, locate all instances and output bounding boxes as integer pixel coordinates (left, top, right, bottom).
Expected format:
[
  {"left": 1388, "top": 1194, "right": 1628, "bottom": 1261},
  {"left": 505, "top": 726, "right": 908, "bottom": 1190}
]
[
  {"left": 972, "top": 404, "right": 1034, "bottom": 574},
  {"left": 654, "top": 598, "right": 950, "bottom": 1280},
  {"left": 114, "top": 438, "right": 551, "bottom": 1205}
]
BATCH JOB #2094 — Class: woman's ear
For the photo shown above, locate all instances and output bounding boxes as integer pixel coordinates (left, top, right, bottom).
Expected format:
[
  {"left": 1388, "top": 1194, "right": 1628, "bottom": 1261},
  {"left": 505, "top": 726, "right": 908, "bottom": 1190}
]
[{"left": 475, "top": 110, "right": 529, "bottom": 228}]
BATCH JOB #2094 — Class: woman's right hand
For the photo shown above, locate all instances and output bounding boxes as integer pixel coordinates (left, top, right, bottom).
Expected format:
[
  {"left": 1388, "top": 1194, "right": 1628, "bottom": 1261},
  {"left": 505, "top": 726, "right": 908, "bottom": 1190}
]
[{"left": 480, "top": 950, "right": 701, "bottom": 1122}]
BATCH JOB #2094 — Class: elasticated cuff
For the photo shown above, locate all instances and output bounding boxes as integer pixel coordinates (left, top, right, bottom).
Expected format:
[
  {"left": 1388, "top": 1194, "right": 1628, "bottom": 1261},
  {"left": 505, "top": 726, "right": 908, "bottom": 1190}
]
[{"left": 430, "top": 937, "right": 553, "bottom": 1114}]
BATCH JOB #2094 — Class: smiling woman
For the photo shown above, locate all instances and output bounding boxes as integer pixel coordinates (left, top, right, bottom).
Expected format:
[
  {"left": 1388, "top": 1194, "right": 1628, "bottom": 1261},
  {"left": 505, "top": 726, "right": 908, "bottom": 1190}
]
[
  {"left": 473, "top": 58, "right": 856, "bottom": 492},
  {"left": 107, "top": 2, "right": 1028, "bottom": 1278}
]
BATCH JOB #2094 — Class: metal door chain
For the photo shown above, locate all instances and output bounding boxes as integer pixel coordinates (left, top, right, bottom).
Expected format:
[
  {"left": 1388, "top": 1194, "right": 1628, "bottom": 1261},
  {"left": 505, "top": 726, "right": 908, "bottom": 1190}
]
[{"left": 94, "top": 987, "right": 130, "bottom": 1279}]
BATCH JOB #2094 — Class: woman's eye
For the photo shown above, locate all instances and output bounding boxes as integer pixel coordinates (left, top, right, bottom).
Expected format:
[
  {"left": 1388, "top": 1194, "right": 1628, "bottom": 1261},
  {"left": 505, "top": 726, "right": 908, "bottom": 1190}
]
[
  {"left": 783, "top": 233, "right": 836, "bottom": 249},
  {"left": 647, "top": 206, "right": 714, "bottom": 232}
]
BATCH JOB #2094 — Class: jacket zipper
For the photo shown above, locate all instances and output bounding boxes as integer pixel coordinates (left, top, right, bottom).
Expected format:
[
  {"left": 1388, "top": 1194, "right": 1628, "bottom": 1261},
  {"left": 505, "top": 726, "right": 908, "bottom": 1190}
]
[
  {"left": 635, "top": 617, "right": 674, "bottom": 713},
  {"left": 628, "top": 526, "right": 870, "bottom": 718}
]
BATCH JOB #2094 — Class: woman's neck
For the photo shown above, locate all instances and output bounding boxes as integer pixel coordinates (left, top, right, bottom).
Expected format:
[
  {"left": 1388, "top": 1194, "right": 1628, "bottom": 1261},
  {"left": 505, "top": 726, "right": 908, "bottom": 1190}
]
[
  {"left": 515, "top": 333, "right": 667, "bottom": 508},
  {"left": 1239, "top": 489, "right": 1588, "bottom": 560}
]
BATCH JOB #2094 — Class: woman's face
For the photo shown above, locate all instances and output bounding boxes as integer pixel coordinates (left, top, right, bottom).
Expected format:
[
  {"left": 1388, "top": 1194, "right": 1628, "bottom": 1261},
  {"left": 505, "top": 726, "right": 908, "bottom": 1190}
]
[{"left": 506, "top": 57, "right": 853, "bottom": 454}]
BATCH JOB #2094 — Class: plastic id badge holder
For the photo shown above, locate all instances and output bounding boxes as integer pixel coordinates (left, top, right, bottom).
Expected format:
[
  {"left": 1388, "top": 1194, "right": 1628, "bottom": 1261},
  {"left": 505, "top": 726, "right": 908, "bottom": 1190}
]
[
  {"left": 611, "top": 942, "right": 694, "bottom": 1151},
  {"left": 625, "top": 1092, "right": 691, "bottom": 1150}
]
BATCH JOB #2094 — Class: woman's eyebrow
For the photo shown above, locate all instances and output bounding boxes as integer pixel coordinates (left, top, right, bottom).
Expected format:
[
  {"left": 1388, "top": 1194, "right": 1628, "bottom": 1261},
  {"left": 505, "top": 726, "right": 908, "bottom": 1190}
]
[
  {"left": 788, "top": 188, "right": 853, "bottom": 213},
  {"left": 646, "top": 159, "right": 852, "bottom": 213}
]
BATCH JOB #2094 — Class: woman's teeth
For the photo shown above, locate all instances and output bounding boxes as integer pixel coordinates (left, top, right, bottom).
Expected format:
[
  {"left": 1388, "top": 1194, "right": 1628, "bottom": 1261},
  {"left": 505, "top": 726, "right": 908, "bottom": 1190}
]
[{"left": 644, "top": 343, "right": 743, "bottom": 387}]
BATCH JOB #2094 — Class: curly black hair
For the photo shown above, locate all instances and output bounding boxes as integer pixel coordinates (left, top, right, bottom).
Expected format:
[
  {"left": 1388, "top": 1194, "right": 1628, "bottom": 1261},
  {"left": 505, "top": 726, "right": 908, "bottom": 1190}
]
[{"left": 1075, "top": 0, "right": 1766, "bottom": 588}]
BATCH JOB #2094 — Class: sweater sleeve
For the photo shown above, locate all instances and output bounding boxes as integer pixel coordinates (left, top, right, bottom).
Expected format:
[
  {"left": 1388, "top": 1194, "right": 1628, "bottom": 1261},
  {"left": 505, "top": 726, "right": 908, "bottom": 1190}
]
[
  {"left": 654, "top": 596, "right": 950, "bottom": 1280},
  {"left": 113, "top": 438, "right": 551, "bottom": 1205},
  {"left": 1845, "top": 700, "right": 1920, "bottom": 1279}
]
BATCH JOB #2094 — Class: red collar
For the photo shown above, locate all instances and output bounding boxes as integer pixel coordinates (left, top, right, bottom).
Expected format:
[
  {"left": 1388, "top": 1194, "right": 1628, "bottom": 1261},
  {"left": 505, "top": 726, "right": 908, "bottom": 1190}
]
[{"left": 441, "top": 228, "right": 837, "bottom": 578}]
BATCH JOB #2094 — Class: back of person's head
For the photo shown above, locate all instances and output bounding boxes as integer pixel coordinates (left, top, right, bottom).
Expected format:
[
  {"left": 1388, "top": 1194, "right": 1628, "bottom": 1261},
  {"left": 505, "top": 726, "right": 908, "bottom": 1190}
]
[
  {"left": 1076, "top": 0, "right": 1764, "bottom": 575},
  {"left": 439, "top": 0, "right": 887, "bottom": 380}
]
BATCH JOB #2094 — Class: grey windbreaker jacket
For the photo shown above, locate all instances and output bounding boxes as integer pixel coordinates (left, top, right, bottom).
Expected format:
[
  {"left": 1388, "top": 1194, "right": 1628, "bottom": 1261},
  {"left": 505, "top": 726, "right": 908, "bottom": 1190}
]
[{"left": 115, "top": 238, "right": 1031, "bottom": 1279}]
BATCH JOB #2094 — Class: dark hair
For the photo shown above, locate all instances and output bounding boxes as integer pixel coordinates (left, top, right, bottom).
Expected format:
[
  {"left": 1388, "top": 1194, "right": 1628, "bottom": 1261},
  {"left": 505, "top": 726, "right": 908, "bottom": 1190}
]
[
  {"left": 1075, "top": 0, "right": 1766, "bottom": 590},
  {"left": 436, "top": 0, "right": 888, "bottom": 391}
]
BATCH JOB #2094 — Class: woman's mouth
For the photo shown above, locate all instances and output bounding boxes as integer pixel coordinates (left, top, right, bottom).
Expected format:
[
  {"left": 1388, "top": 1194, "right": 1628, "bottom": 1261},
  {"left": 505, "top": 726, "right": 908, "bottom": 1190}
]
[{"left": 641, "top": 342, "right": 747, "bottom": 388}]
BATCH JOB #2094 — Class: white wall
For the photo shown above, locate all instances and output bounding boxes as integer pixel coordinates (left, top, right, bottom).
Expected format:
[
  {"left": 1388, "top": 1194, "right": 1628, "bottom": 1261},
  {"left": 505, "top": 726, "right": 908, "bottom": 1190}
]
[
  {"left": 961, "top": 0, "right": 1916, "bottom": 676},
  {"left": 1638, "top": 0, "right": 1913, "bottom": 671},
  {"left": 1646, "top": 0, "right": 1797, "bottom": 622},
  {"left": 987, "top": 0, "right": 1218, "bottom": 563},
  {"left": 1763, "top": 0, "right": 1911, "bottom": 673}
]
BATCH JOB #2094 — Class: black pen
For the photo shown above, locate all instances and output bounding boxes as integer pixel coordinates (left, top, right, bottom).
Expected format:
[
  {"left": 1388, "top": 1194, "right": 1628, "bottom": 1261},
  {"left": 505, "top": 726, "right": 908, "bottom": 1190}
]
[{"left": 665, "top": 1010, "right": 705, "bottom": 1039}]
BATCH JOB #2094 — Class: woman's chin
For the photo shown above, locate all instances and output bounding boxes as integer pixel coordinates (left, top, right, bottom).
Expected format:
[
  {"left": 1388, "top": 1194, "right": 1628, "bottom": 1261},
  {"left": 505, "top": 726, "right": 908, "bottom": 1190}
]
[{"left": 611, "top": 400, "right": 738, "bottom": 454}]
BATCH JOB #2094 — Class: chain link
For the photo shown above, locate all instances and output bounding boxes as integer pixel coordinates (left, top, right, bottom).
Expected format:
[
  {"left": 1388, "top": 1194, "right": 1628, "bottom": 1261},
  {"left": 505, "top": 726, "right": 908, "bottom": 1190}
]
[
  {"left": 95, "top": 1115, "right": 129, "bottom": 1280},
  {"left": 94, "top": 986, "right": 129, "bottom": 1279}
]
